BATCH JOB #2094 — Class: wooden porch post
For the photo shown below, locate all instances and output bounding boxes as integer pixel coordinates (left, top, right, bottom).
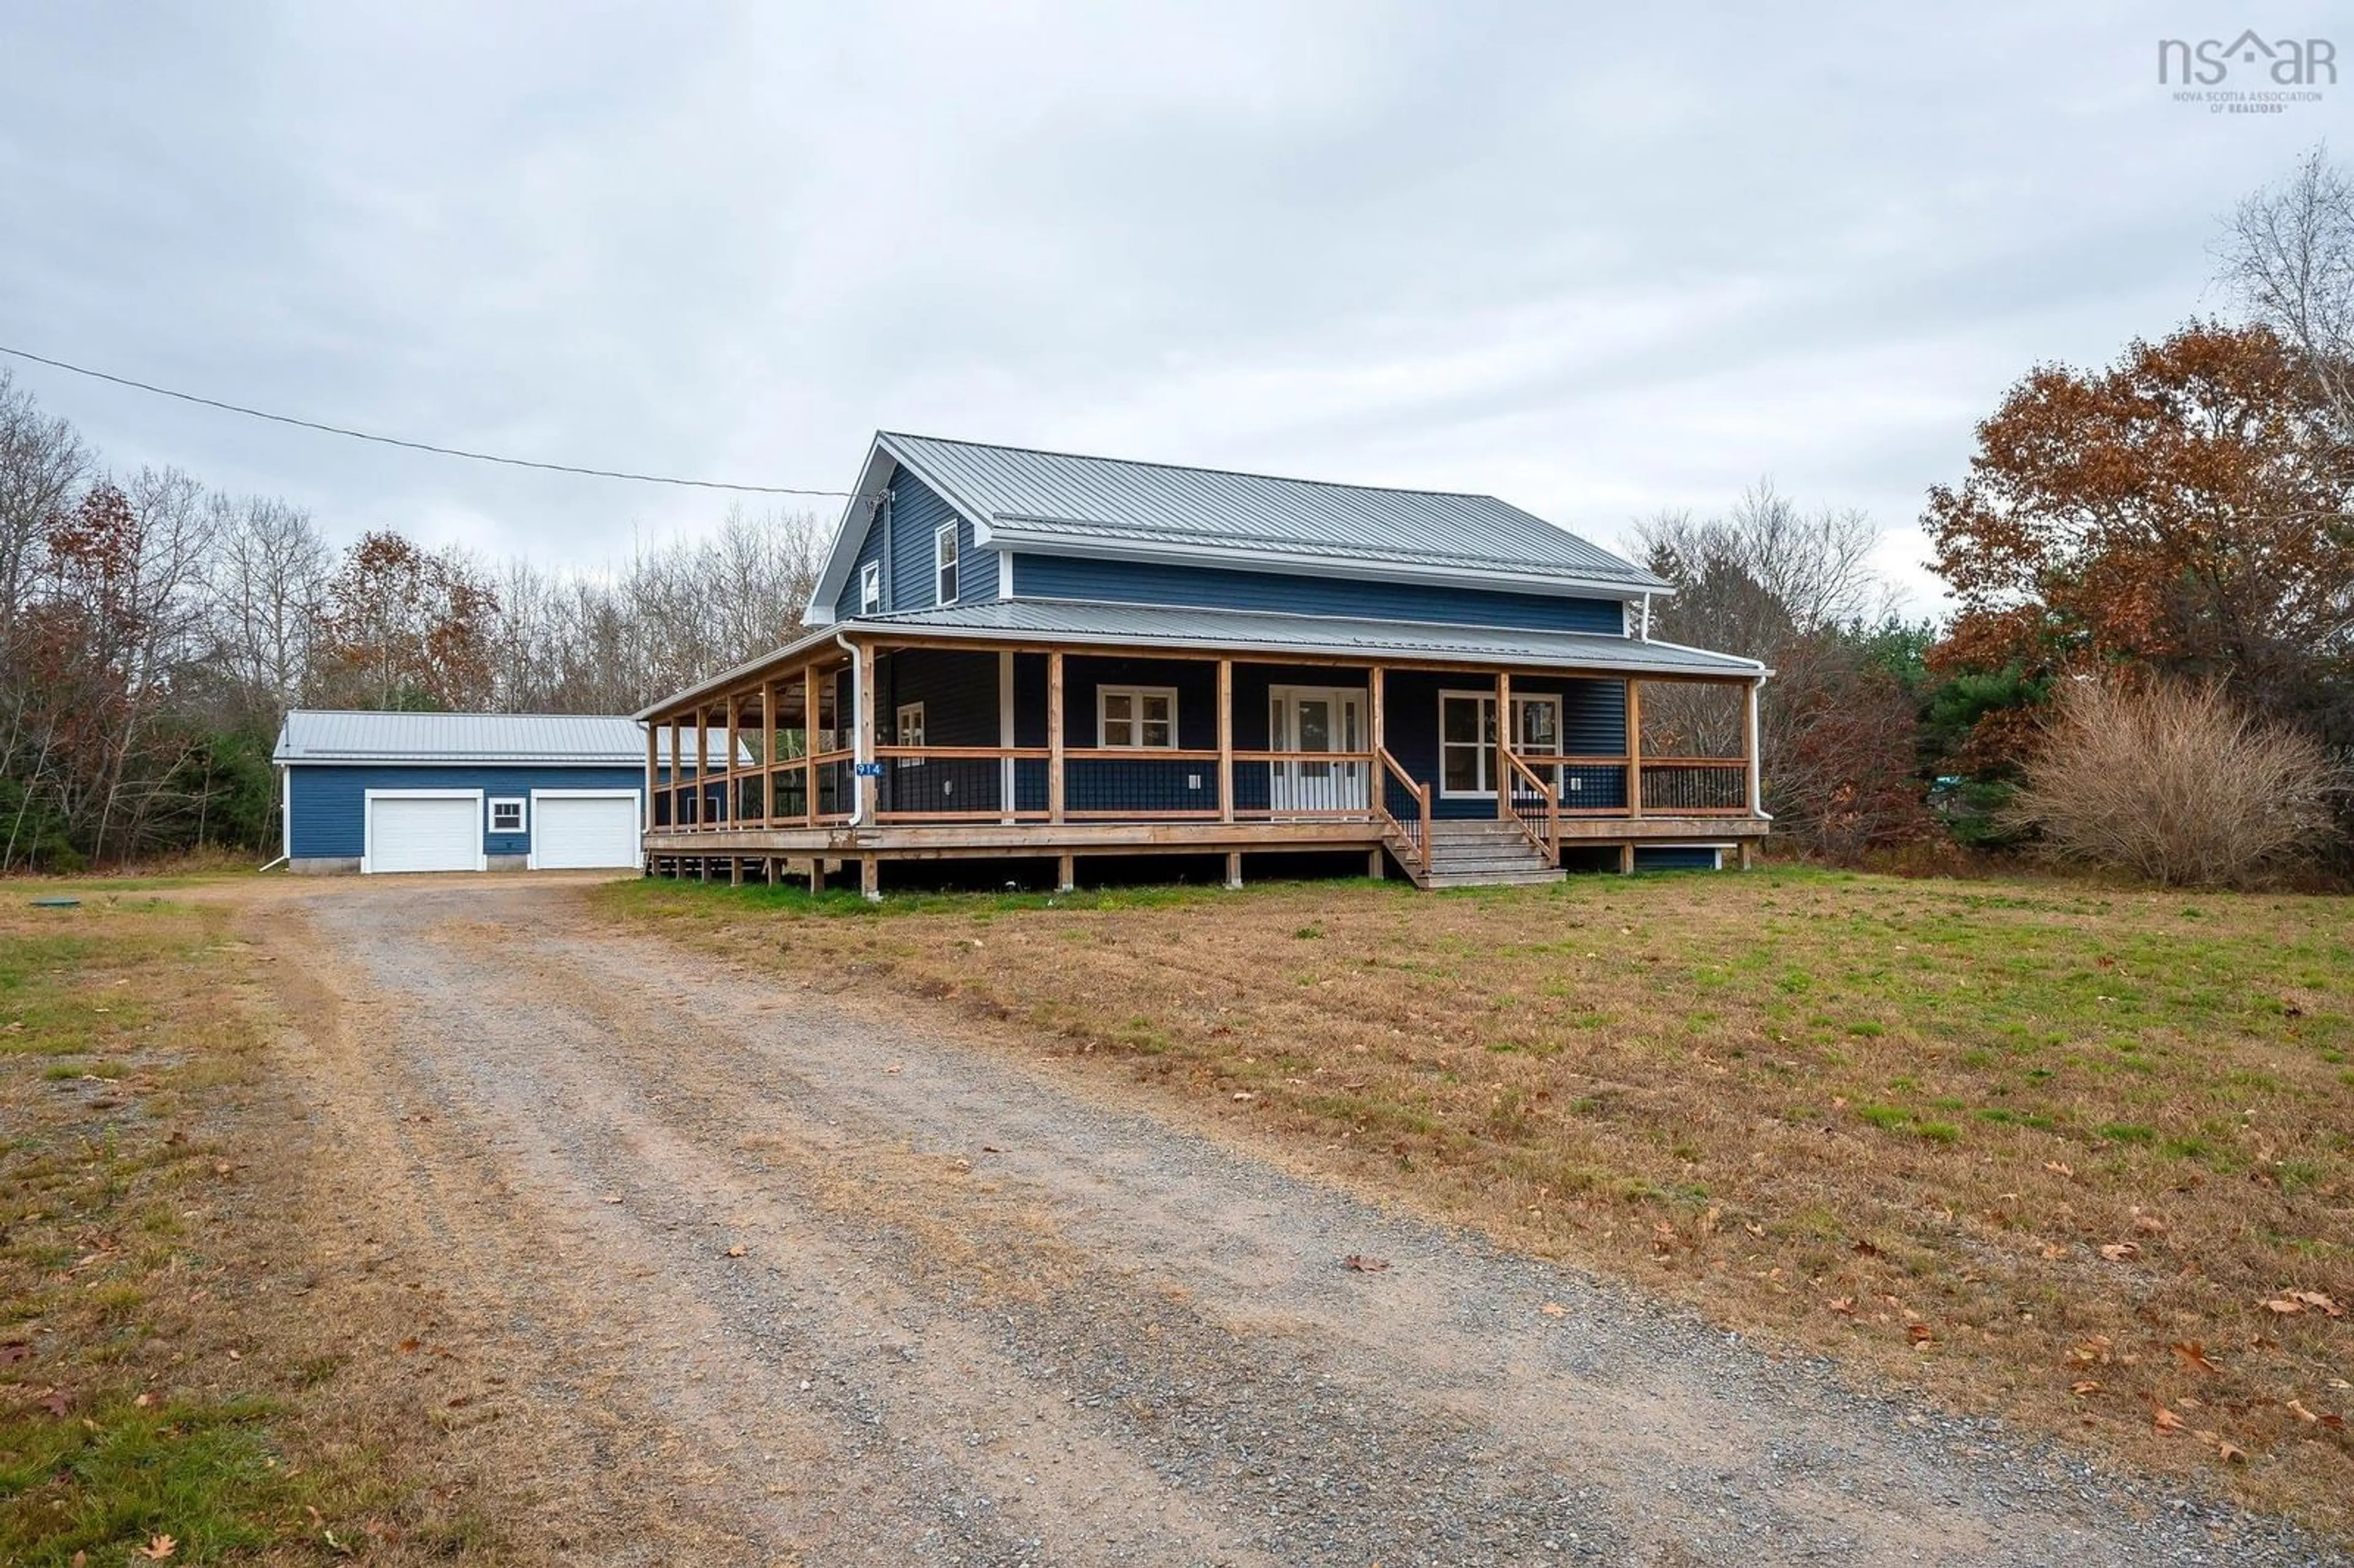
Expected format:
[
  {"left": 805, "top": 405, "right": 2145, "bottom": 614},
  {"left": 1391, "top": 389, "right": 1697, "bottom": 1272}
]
[
  {"left": 1047, "top": 651, "right": 1066, "bottom": 824},
  {"left": 667, "top": 718, "right": 681, "bottom": 833},
  {"left": 1744, "top": 677, "right": 1763, "bottom": 817},
  {"left": 691, "top": 706, "right": 705, "bottom": 830},
  {"left": 854, "top": 641, "right": 878, "bottom": 824},
  {"left": 1495, "top": 670, "right": 1512, "bottom": 821},
  {"left": 1626, "top": 678, "right": 1644, "bottom": 820},
  {"left": 1369, "top": 664, "right": 1385, "bottom": 754},
  {"left": 761, "top": 679, "right": 777, "bottom": 828},
  {"left": 999, "top": 651, "right": 1016, "bottom": 825},
  {"left": 1216, "top": 658, "right": 1234, "bottom": 826},
  {"left": 802, "top": 663, "right": 821, "bottom": 827}
]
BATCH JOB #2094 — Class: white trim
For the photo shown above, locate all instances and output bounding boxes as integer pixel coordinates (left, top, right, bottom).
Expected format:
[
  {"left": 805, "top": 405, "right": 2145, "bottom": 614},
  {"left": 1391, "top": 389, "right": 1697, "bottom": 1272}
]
[
  {"left": 1095, "top": 684, "right": 1179, "bottom": 749},
  {"left": 1435, "top": 690, "right": 1560, "bottom": 799},
  {"left": 360, "top": 788, "right": 486, "bottom": 875},
  {"left": 934, "top": 521, "right": 958, "bottom": 606},
  {"left": 487, "top": 795, "right": 527, "bottom": 834},
  {"left": 524, "top": 788, "right": 642, "bottom": 870},
  {"left": 997, "top": 549, "right": 1014, "bottom": 599},
  {"left": 279, "top": 764, "right": 291, "bottom": 862}
]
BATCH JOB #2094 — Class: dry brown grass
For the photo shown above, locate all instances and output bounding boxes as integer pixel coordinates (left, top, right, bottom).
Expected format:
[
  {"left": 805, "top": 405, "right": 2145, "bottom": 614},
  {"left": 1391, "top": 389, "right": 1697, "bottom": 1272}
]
[
  {"left": 0, "top": 889, "right": 510, "bottom": 1562},
  {"left": 604, "top": 866, "right": 2354, "bottom": 1535}
]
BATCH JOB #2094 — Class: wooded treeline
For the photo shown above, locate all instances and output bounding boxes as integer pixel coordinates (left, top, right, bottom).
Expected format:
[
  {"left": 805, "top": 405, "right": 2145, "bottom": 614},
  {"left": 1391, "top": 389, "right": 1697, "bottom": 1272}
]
[{"left": 0, "top": 375, "right": 823, "bottom": 868}]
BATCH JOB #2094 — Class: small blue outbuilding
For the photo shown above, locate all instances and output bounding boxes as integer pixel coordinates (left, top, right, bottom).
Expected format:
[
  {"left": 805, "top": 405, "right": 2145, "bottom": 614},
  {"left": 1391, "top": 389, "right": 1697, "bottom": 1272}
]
[{"left": 272, "top": 710, "right": 661, "bottom": 875}]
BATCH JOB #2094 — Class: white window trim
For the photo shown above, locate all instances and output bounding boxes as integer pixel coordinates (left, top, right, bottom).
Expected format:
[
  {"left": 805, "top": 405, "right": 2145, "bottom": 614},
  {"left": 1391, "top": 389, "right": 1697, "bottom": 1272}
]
[
  {"left": 360, "top": 788, "right": 486, "bottom": 875},
  {"left": 1095, "top": 684, "right": 1179, "bottom": 750},
  {"left": 1437, "top": 691, "right": 1564, "bottom": 799},
  {"left": 896, "top": 700, "right": 927, "bottom": 766},
  {"left": 934, "top": 522, "right": 958, "bottom": 606},
  {"left": 487, "top": 796, "right": 527, "bottom": 834},
  {"left": 524, "top": 788, "right": 642, "bottom": 872},
  {"left": 858, "top": 559, "right": 882, "bottom": 614}
]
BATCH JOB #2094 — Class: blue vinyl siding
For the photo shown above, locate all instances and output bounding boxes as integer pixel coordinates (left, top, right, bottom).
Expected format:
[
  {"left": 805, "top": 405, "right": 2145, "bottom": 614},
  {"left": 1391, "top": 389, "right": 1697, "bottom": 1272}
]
[
  {"left": 1635, "top": 846, "right": 1724, "bottom": 871},
  {"left": 836, "top": 467, "right": 987, "bottom": 618},
  {"left": 288, "top": 764, "right": 647, "bottom": 859},
  {"left": 1009, "top": 554, "right": 1625, "bottom": 634}
]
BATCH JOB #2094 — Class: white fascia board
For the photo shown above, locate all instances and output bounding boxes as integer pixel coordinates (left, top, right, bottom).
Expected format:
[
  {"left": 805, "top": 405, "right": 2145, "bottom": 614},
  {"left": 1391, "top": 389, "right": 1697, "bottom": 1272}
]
[{"left": 978, "top": 525, "right": 1664, "bottom": 601}]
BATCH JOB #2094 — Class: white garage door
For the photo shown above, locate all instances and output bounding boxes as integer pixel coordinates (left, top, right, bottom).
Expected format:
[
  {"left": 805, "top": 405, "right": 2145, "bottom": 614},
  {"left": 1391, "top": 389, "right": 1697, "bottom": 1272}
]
[
  {"left": 367, "top": 794, "right": 481, "bottom": 874},
  {"left": 532, "top": 793, "right": 640, "bottom": 869}
]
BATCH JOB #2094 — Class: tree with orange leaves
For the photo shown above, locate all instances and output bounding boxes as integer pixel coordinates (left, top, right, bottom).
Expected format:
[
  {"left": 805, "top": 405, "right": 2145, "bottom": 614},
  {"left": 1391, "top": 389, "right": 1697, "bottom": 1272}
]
[{"left": 1927, "top": 321, "right": 2352, "bottom": 740}]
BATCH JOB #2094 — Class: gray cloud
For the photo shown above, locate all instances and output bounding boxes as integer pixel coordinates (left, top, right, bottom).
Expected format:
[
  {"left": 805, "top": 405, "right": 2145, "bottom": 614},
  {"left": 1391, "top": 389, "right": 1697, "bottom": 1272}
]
[{"left": 2, "top": 1, "right": 2342, "bottom": 613}]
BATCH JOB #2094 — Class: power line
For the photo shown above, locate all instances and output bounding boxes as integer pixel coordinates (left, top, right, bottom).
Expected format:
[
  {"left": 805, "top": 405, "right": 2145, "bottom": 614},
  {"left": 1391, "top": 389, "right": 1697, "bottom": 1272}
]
[{"left": 0, "top": 342, "right": 870, "bottom": 498}]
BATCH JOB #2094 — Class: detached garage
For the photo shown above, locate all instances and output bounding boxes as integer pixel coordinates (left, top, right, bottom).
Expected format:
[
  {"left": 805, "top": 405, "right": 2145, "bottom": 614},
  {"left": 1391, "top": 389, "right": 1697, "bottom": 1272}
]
[{"left": 272, "top": 712, "right": 667, "bottom": 875}]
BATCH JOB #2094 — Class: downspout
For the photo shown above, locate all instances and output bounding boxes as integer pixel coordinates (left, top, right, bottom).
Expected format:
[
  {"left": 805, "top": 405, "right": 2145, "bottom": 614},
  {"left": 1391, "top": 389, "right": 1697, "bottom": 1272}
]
[
  {"left": 257, "top": 762, "right": 291, "bottom": 871},
  {"left": 1639, "top": 594, "right": 1651, "bottom": 641},
  {"left": 834, "top": 631, "right": 866, "bottom": 827}
]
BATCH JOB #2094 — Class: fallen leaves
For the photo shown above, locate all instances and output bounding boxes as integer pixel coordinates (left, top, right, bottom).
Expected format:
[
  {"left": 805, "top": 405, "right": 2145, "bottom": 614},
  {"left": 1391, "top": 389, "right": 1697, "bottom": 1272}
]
[
  {"left": 725, "top": 1243, "right": 747, "bottom": 1258},
  {"left": 1341, "top": 1255, "right": 1390, "bottom": 1273},
  {"left": 1539, "top": 1302, "right": 1567, "bottom": 1317},
  {"left": 2153, "top": 1405, "right": 2186, "bottom": 1434},
  {"left": 2097, "top": 1242, "right": 2141, "bottom": 1263},
  {"left": 1906, "top": 1323, "right": 1933, "bottom": 1346},
  {"left": 2170, "top": 1341, "right": 2220, "bottom": 1374},
  {"left": 2071, "top": 1379, "right": 2102, "bottom": 1395},
  {"left": 0, "top": 1342, "right": 29, "bottom": 1366},
  {"left": 2043, "top": 1161, "right": 2074, "bottom": 1178},
  {"left": 134, "top": 1536, "right": 177, "bottom": 1560}
]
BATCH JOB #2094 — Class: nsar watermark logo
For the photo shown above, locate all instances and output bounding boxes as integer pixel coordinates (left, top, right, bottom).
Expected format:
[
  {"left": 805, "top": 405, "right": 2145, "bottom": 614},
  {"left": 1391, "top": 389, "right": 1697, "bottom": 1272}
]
[{"left": 2160, "top": 31, "right": 2336, "bottom": 115}]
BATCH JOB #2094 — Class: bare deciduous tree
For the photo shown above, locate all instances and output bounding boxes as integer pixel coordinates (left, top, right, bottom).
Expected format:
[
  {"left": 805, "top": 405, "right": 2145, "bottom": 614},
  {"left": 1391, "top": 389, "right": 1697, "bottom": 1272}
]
[{"left": 2217, "top": 142, "right": 2354, "bottom": 447}]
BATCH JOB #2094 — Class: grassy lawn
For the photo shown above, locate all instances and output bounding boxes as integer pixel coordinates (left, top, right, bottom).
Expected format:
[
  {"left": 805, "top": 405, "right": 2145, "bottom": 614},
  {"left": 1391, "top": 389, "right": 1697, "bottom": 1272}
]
[
  {"left": 0, "top": 887, "right": 499, "bottom": 1564},
  {"left": 602, "top": 866, "right": 2354, "bottom": 1532}
]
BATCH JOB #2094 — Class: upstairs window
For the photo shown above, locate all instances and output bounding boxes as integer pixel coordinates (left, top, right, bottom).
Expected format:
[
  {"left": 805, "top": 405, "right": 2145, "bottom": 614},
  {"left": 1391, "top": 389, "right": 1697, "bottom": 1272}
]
[
  {"left": 858, "top": 560, "right": 881, "bottom": 614},
  {"left": 934, "top": 522, "right": 958, "bottom": 605},
  {"left": 1098, "top": 686, "right": 1177, "bottom": 749}
]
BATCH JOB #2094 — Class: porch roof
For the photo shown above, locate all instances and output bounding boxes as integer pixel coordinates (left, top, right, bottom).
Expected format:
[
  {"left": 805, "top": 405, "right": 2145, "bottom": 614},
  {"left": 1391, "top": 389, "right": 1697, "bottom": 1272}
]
[{"left": 635, "top": 599, "right": 1764, "bottom": 718}]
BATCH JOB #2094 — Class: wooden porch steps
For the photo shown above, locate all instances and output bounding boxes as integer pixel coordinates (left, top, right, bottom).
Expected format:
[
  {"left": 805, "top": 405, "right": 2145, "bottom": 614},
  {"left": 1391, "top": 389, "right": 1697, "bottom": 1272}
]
[{"left": 1398, "top": 820, "right": 1566, "bottom": 890}]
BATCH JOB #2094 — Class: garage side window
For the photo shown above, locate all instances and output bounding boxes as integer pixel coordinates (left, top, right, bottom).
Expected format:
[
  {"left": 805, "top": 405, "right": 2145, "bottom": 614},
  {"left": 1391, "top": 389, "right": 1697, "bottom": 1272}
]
[{"left": 489, "top": 797, "right": 525, "bottom": 833}]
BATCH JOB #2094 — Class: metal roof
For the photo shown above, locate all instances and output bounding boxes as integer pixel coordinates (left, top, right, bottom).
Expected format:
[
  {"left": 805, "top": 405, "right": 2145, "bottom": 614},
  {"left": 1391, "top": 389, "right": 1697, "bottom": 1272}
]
[
  {"left": 851, "top": 599, "right": 1763, "bottom": 677},
  {"left": 272, "top": 710, "right": 736, "bottom": 765},
  {"left": 875, "top": 432, "right": 1670, "bottom": 592}
]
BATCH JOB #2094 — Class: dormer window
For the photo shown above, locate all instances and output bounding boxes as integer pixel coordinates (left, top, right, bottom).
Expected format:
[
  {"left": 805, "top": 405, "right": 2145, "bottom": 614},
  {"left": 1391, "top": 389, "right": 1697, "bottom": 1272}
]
[
  {"left": 859, "top": 560, "right": 881, "bottom": 615},
  {"left": 934, "top": 523, "right": 958, "bottom": 605}
]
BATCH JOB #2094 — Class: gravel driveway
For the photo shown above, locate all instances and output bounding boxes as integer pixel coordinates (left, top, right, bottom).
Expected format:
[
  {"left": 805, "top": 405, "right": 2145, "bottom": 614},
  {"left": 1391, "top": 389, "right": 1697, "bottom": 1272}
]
[{"left": 258, "top": 879, "right": 2338, "bottom": 1566}]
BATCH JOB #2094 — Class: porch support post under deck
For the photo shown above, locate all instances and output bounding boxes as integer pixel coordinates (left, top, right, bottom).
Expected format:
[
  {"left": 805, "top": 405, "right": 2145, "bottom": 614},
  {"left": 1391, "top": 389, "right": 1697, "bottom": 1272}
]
[
  {"left": 802, "top": 663, "right": 821, "bottom": 827},
  {"left": 1744, "top": 677, "right": 1763, "bottom": 817},
  {"left": 1626, "top": 678, "right": 1644, "bottom": 820},
  {"left": 691, "top": 706, "right": 705, "bottom": 829},
  {"left": 1047, "top": 651, "right": 1066, "bottom": 824},
  {"left": 1216, "top": 658, "right": 1233, "bottom": 826},
  {"left": 854, "top": 642, "right": 878, "bottom": 825},
  {"left": 1495, "top": 670, "right": 1511, "bottom": 821}
]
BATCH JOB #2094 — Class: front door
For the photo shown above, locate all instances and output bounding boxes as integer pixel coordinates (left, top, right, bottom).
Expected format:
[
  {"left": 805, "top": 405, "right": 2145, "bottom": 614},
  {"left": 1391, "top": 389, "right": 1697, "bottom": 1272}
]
[{"left": 1268, "top": 687, "right": 1367, "bottom": 814}]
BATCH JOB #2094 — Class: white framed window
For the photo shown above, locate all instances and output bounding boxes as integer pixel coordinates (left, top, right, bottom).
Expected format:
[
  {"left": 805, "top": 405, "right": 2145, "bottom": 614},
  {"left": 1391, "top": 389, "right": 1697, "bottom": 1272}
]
[
  {"left": 488, "top": 797, "right": 525, "bottom": 833},
  {"left": 896, "top": 701, "right": 926, "bottom": 765},
  {"left": 934, "top": 522, "right": 958, "bottom": 605},
  {"left": 1097, "top": 685, "right": 1177, "bottom": 749},
  {"left": 1438, "top": 692, "right": 1563, "bottom": 797},
  {"left": 859, "top": 560, "right": 882, "bottom": 614}
]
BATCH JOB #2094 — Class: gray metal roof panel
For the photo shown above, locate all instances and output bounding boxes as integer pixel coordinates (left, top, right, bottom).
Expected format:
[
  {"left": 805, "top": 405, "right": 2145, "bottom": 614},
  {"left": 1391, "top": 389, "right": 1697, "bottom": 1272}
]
[
  {"left": 878, "top": 432, "right": 1669, "bottom": 590},
  {"left": 852, "top": 599, "right": 1764, "bottom": 677},
  {"left": 272, "top": 710, "right": 739, "bottom": 765}
]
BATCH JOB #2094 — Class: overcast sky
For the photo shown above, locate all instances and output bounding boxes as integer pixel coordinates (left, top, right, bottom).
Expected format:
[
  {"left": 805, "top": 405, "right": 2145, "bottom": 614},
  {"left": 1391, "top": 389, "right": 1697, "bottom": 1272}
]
[{"left": 1, "top": 2, "right": 2344, "bottom": 614}]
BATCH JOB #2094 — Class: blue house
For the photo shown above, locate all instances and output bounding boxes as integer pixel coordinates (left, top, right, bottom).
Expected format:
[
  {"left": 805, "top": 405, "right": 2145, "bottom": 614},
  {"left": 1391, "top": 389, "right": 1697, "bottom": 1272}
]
[
  {"left": 636, "top": 433, "right": 1769, "bottom": 894},
  {"left": 273, "top": 710, "right": 726, "bottom": 875}
]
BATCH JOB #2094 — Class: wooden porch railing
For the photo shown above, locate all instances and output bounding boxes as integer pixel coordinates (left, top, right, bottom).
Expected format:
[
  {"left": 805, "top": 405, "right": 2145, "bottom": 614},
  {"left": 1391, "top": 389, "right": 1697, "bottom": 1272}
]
[
  {"left": 1501, "top": 747, "right": 1560, "bottom": 862},
  {"left": 1374, "top": 745, "right": 1431, "bottom": 878}
]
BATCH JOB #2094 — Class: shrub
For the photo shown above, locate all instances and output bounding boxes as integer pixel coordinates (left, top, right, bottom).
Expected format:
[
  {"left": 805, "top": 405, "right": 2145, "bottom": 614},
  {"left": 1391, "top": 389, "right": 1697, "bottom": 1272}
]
[{"left": 2009, "top": 675, "right": 2341, "bottom": 887}]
